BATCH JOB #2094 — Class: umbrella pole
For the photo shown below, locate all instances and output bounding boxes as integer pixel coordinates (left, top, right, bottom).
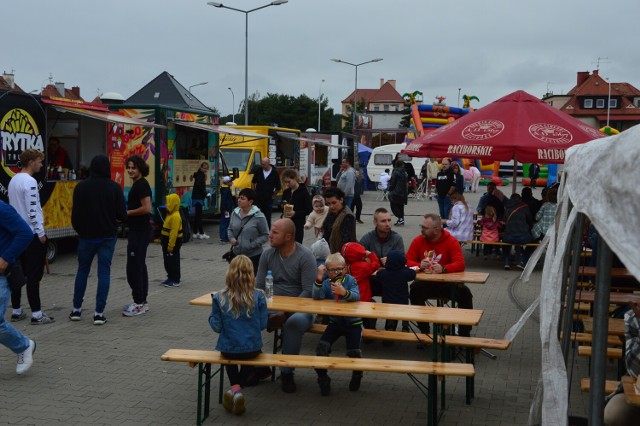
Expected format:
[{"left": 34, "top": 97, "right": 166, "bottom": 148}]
[{"left": 512, "top": 158, "right": 517, "bottom": 195}]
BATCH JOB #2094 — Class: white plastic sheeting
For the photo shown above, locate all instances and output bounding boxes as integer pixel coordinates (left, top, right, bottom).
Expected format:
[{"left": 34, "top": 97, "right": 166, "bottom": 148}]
[{"left": 505, "top": 124, "right": 640, "bottom": 425}]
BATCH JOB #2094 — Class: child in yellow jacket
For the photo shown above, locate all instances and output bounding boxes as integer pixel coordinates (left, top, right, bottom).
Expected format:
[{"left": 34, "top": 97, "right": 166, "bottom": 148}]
[{"left": 161, "top": 193, "right": 184, "bottom": 287}]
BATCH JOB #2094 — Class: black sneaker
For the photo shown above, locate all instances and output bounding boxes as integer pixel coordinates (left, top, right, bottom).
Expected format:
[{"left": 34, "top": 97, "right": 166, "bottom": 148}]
[
  {"left": 11, "top": 312, "right": 27, "bottom": 322},
  {"left": 69, "top": 311, "right": 82, "bottom": 321},
  {"left": 394, "top": 219, "right": 405, "bottom": 226},
  {"left": 317, "top": 374, "right": 331, "bottom": 396},
  {"left": 349, "top": 372, "right": 363, "bottom": 391},
  {"left": 281, "top": 372, "right": 297, "bottom": 393},
  {"left": 31, "top": 314, "right": 55, "bottom": 325},
  {"left": 93, "top": 315, "right": 107, "bottom": 326},
  {"left": 356, "top": 219, "right": 364, "bottom": 224}
]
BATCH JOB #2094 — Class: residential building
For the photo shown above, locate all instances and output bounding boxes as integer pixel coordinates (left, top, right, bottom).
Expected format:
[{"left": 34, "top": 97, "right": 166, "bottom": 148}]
[{"left": 543, "top": 70, "right": 640, "bottom": 131}]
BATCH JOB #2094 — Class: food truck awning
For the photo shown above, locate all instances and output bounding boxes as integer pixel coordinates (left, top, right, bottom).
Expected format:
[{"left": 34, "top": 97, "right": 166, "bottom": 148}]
[
  {"left": 174, "top": 121, "right": 269, "bottom": 139},
  {"left": 50, "top": 106, "right": 166, "bottom": 128},
  {"left": 276, "top": 131, "right": 353, "bottom": 149}
]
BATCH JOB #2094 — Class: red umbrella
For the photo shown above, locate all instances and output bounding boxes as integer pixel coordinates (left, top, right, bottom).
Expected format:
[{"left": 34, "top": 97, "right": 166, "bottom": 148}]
[{"left": 403, "top": 90, "right": 605, "bottom": 164}]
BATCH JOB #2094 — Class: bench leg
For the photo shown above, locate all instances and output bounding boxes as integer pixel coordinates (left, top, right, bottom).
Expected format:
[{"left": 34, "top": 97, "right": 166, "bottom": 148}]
[
  {"left": 196, "top": 362, "right": 222, "bottom": 426},
  {"left": 465, "top": 349, "right": 474, "bottom": 405},
  {"left": 429, "top": 374, "right": 438, "bottom": 426}
]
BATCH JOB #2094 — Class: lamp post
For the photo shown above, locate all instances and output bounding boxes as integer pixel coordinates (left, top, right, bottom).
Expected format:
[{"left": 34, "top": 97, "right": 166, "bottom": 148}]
[
  {"left": 188, "top": 82, "right": 208, "bottom": 92},
  {"left": 331, "top": 58, "right": 383, "bottom": 132},
  {"left": 606, "top": 77, "right": 611, "bottom": 128},
  {"left": 228, "top": 87, "right": 235, "bottom": 123},
  {"left": 208, "top": 1, "right": 289, "bottom": 125},
  {"left": 317, "top": 79, "right": 325, "bottom": 131}
]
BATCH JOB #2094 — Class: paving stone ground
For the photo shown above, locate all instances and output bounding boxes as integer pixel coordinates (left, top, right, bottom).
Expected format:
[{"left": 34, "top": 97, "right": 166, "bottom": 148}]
[{"left": 1, "top": 186, "right": 606, "bottom": 425}]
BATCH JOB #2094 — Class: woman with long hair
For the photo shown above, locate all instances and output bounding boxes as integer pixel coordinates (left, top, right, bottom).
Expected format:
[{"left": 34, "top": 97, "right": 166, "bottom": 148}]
[
  {"left": 443, "top": 191, "right": 474, "bottom": 243},
  {"left": 209, "top": 255, "right": 267, "bottom": 415},
  {"left": 281, "top": 169, "right": 312, "bottom": 243},
  {"left": 321, "top": 187, "right": 356, "bottom": 253}
]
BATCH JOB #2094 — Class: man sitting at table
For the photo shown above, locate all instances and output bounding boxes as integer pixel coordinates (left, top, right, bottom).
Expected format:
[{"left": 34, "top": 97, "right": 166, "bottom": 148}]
[
  {"left": 359, "top": 207, "right": 405, "bottom": 304},
  {"left": 255, "top": 218, "right": 317, "bottom": 393},
  {"left": 406, "top": 213, "right": 472, "bottom": 337}
]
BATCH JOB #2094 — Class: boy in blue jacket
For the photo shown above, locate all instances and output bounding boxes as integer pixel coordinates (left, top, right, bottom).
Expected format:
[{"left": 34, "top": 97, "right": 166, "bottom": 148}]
[
  {"left": 313, "top": 253, "right": 362, "bottom": 395},
  {"left": 377, "top": 250, "right": 416, "bottom": 342}
]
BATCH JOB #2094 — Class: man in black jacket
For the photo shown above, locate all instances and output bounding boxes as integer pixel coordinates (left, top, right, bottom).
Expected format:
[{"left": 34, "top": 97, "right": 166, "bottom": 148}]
[
  {"left": 69, "top": 155, "right": 127, "bottom": 325},
  {"left": 251, "top": 158, "right": 281, "bottom": 228}
]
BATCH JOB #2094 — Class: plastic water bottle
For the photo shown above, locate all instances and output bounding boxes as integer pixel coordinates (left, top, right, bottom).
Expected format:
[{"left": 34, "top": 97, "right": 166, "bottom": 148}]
[{"left": 265, "top": 270, "right": 274, "bottom": 302}]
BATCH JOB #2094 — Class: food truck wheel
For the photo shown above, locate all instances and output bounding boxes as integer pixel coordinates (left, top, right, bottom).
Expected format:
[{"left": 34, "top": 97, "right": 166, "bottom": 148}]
[{"left": 46, "top": 240, "right": 58, "bottom": 264}]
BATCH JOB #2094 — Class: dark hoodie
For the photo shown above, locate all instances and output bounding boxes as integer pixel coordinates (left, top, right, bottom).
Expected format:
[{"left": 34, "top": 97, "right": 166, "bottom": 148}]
[
  {"left": 377, "top": 250, "right": 416, "bottom": 305},
  {"left": 71, "top": 155, "right": 127, "bottom": 239}
]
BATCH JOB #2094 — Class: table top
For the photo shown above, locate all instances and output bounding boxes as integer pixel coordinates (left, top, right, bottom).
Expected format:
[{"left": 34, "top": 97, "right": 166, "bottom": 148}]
[
  {"left": 190, "top": 294, "right": 483, "bottom": 326},
  {"left": 575, "top": 291, "right": 640, "bottom": 306},
  {"left": 622, "top": 375, "right": 640, "bottom": 407},
  {"left": 414, "top": 271, "right": 489, "bottom": 284}
]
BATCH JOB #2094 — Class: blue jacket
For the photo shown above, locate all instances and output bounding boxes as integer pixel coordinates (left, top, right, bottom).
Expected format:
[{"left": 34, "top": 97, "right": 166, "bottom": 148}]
[
  {"left": 0, "top": 201, "right": 33, "bottom": 267},
  {"left": 313, "top": 274, "right": 361, "bottom": 326},
  {"left": 377, "top": 250, "right": 416, "bottom": 305},
  {"left": 209, "top": 289, "right": 268, "bottom": 354}
]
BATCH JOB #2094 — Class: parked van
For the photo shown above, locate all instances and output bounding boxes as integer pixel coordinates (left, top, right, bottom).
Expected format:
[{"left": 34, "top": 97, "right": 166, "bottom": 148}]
[{"left": 367, "top": 143, "right": 426, "bottom": 183}]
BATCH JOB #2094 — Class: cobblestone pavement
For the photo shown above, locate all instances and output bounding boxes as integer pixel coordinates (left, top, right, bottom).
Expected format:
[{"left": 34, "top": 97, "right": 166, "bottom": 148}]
[{"left": 1, "top": 186, "right": 601, "bottom": 425}]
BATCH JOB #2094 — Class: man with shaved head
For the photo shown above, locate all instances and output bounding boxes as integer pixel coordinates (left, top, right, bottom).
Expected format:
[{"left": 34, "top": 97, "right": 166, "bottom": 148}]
[{"left": 256, "top": 219, "right": 317, "bottom": 393}]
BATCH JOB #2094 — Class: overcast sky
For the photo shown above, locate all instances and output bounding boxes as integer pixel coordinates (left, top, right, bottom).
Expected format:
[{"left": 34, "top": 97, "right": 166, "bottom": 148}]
[{"left": 3, "top": 0, "right": 637, "bottom": 123}]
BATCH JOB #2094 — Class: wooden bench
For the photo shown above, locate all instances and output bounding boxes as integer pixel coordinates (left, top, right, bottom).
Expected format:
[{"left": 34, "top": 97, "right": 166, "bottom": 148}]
[
  {"left": 307, "top": 324, "right": 509, "bottom": 404},
  {"left": 581, "top": 317, "right": 625, "bottom": 337},
  {"left": 161, "top": 349, "right": 475, "bottom": 426},
  {"left": 559, "top": 332, "right": 623, "bottom": 346},
  {"left": 578, "top": 346, "right": 623, "bottom": 359},
  {"left": 464, "top": 240, "right": 540, "bottom": 257},
  {"left": 580, "top": 378, "right": 619, "bottom": 394}
]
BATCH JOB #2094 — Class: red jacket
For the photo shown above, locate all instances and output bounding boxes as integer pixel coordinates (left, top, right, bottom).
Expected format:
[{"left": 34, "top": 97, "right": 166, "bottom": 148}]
[
  {"left": 341, "top": 242, "right": 380, "bottom": 302},
  {"left": 405, "top": 229, "right": 465, "bottom": 273}
]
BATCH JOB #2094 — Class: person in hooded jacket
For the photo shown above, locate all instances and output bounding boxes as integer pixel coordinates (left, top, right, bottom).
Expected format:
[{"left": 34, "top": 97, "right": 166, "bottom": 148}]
[
  {"left": 377, "top": 250, "right": 416, "bottom": 337},
  {"left": 227, "top": 188, "right": 269, "bottom": 273},
  {"left": 70, "top": 155, "right": 126, "bottom": 325},
  {"left": 387, "top": 159, "right": 408, "bottom": 226},
  {"left": 160, "top": 194, "right": 184, "bottom": 287},
  {"left": 191, "top": 162, "right": 209, "bottom": 239},
  {"left": 340, "top": 242, "right": 380, "bottom": 305}
]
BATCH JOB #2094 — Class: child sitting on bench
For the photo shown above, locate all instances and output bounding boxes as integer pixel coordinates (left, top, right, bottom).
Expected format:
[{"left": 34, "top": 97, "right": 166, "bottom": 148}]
[
  {"left": 209, "top": 255, "right": 267, "bottom": 416},
  {"left": 377, "top": 250, "right": 416, "bottom": 344},
  {"left": 313, "top": 253, "right": 362, "bottom": 396}
]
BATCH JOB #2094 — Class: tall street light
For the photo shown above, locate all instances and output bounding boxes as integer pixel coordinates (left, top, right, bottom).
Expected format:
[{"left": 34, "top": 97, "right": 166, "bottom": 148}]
[
  {"left": 208, "top": 1, "right": 289, "bottom": 125},
  {"left": 317, "top": 79, "right": 325, "bottom": 131},
  {"left": 228, "top": 87, "right": 235, "bottom": 123},
  {"left": 188, "top": 81, "right": 208, "bottom": 92},
  {"left": 331, "top": 58, "right": 383, "bottom": 132}
]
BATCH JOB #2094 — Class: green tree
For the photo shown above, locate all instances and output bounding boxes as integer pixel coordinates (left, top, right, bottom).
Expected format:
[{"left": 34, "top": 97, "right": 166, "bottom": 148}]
[
  {"left": 341, "top": 97, "right": 367, "bottom": 132},
  {"left": 398, "top": 106, "right": 412, "bottom": 128}
]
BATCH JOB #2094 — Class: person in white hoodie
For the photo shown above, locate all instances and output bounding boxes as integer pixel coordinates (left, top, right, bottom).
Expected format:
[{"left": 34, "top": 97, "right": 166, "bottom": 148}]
[{"left": 7, "top": 149, "right": 54, "bottom": 325}]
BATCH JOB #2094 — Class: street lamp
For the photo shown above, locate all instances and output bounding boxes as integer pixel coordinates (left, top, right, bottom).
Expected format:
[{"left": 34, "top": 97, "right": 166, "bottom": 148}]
[
  {"left": 188, "top": 82, "right": 208, "bottom": 92},
  {"left": 228, "top": 87, "right": 235, "bottom": 123},
  {"left": 331, "top": 58, "right": 383, "bottom": 132},
  {"left": 208, "top": 1, "right": 289, "bottom": 125},
  {"left": 318, "top": 79, "right": 325, "bottom": 131}
]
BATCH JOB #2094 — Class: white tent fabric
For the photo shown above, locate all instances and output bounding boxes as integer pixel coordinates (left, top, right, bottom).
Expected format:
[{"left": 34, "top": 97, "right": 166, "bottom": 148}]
[{"left": 507, "top": 124, "right": 640, "bottom": 425}]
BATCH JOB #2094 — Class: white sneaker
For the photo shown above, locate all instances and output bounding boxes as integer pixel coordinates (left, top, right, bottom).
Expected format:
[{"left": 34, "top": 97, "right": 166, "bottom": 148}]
[
  {"left": 200, "top": 233, "right": 210, "bottom": 239},
  {"left": 16, "top": 339, "right": 36, "bottom": 375},
  {"left": 193, "top": 233, "right": 202, "bottom": 239}
]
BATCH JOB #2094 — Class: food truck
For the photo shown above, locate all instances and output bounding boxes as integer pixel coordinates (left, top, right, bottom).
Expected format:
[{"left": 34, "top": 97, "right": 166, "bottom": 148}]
[{"left": 298, "top": 131, "right": 355, "bottom": 189}]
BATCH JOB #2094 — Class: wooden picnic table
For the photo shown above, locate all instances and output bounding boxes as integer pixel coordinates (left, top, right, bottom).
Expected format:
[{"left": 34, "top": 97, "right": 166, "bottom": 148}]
[
  {"left": 622, "top": 375, "right": 640, "bottom": 407},
  {"left": 575, "top": 291, "right": 640, "bottom": 306},
  {"left": 190, "top": 294, "right": 483, "bottom": 326},
  {"left": 581, "top": 317, "right": 625, "bottom": 337},
  {"left": 414, "top": 271, "right": 489, "bottom": 285}
]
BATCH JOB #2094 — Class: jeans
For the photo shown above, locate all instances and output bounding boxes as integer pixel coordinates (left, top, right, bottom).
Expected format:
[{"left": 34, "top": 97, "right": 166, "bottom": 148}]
[
  {"left": 281, "top": 312, "right": 315, "bottom": 374},
  {"left": 255, "top": 199, "right": 273, "bottom": 229},
  {"left": 11, "top": 235, "right": 46, "bottom": 312},
  {"left": 126, "top": 228, "right": 151, "bottom": 304},
  {"left": 315, "top": 323, "right": 362, "bottom": 377},
  {"left": 502, "top": 235, "right": 534, "bottom": 266},
  {"left": 343, "top": 196, "right": 354, "bottom": 210},
  {"left": 436, "top": 195, "right": 452, "bottom": 220},
  {"left": 0, "top": 276, "right": 30, "bottom": 354},
  {"left": 221, "top": 350, "right": 262, "bottom": 386},
  {"left": 351, "top": 196, "right": 362, "bottom": 221},
  {"left": 73, "top": 238, "right": 117, "bottom": 313},
  {"left": 219, "top": 213, "right": 230, "bottom": 241}
]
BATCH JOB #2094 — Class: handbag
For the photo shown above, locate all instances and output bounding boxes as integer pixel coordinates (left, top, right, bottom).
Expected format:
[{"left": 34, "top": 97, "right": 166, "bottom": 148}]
[{"left": 221, "top": 215, "right": 253, "bottom": 263}]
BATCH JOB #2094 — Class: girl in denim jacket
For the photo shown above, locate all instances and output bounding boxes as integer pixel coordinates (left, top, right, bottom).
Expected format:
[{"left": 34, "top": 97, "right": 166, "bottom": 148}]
[{"left": 209, "top": 255, "right": 267, "bottom": 415}]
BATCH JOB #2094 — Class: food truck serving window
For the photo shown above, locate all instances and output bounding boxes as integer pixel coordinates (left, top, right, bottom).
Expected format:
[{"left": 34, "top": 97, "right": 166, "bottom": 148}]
[
  {"left": 175, "top": 127, "right": 208, "bottom": 160},
  {"left": 220, "top": 148, "right": 252, "bottom": 172}
]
